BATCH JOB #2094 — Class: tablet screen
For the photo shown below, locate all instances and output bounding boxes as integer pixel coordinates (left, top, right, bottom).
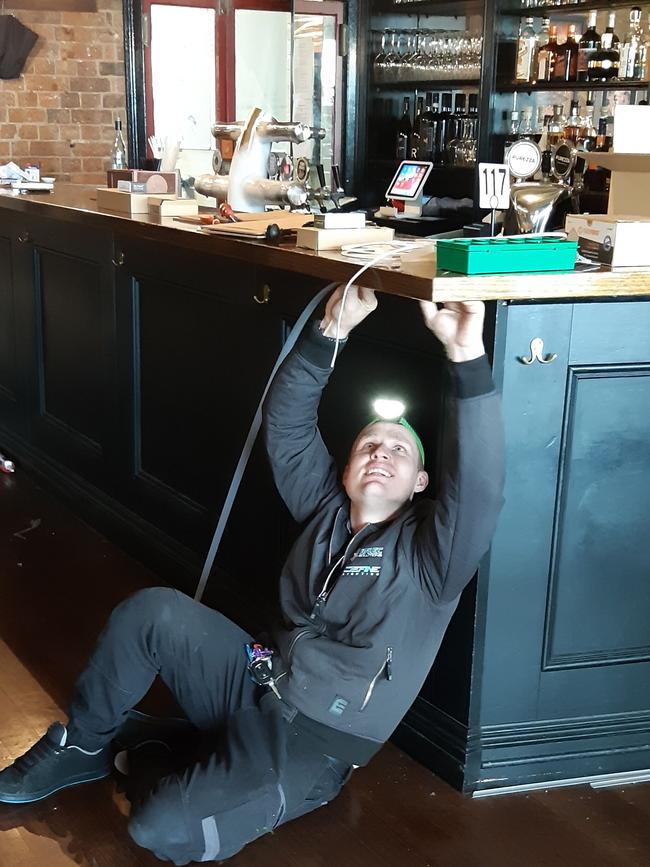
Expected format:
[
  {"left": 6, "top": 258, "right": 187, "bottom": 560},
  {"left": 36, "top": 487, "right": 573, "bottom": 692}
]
[{"left": 385, "top": 161, "right": 433, "bottom": 200}]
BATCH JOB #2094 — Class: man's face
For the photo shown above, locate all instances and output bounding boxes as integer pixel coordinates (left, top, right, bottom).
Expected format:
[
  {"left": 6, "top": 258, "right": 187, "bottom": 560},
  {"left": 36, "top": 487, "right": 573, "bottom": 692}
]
[{"left": 342, "top": 422, "right": 429, "bottom": 512}]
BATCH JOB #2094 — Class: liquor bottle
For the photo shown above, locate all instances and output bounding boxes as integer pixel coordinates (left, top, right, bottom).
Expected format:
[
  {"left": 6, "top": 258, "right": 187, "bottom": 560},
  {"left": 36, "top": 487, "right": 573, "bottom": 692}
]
[
  {"left": 450, "top": 93, "right": 467, "bottom": 142},
  {"left": 595, "top": 117, "right": 612, "bottom": 151},
  {"left": 577, "top": 99, "right": 597, "bottom": 151},
  {"left": 537, "top": 25, "right": 559, "bottom": 82},
  {"left": 412, "top": 96, "right": 424, "bottom": 158},
  {"left": 577, "top": 12, "right": 601, "bottom": 81},
  {"left": 620, "top": 8, "right": 644, "bottom": 80},
  {"left": 467, "top": 92, "right": 479, "bottom": 118},
  {"left": 516, "top": 17, "right": 538, "bottom": 82},
  {"left": 396, "top": 97, "right": 412, "bottom": 161},
  {"left": 552, "top": 24, "right": 579, "bottom": 82},
  {"left": 417, "top": 92, "right": 438, "bottom": 160},
  {"left": 504, "top": 110, "right": 520, "bottom": 158},
  {"left": 588, "top": 13, "right": 620, "bottom": 81},
  {"left": 111, "top": 118, "right": 127, "bottom": 170},
  {"left": 435, "top": 92, "right": 453, "bottom": 164},
  {"left": 546, "top": 104, "right": 567, "bottom": 147},
  {"left": 563, "top": 100, "right": 582, "bottom": 144}
]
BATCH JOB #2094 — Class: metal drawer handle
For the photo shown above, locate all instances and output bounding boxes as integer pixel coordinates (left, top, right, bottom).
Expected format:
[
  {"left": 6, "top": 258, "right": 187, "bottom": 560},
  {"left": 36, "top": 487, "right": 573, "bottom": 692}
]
[
  {"left": 18, "top": 232, "right": 30, "bottom": 243},
  {"left": 112, "top": 252, "right": 125, "bottom": 267},
  {"left": 253, "top": 284, "right": 271, "bottom": 304},
  {"left": 519, "top": 337, "right": 557, "bottom": 365}
]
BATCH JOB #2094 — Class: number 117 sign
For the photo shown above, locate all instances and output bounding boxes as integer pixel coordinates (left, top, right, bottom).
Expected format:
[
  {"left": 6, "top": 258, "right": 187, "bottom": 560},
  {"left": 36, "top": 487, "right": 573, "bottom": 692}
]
[{"left": 478, "top": 163, "right": 510, "bottom": 210}]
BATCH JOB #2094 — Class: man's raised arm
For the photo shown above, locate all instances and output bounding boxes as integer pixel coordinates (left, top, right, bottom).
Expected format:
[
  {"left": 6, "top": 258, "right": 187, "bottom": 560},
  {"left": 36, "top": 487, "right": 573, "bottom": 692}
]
[
  {"left": 262, "top": 286, "right": 377, "bottom": 523},
  {"left": 411, "top": 301, "right": 506, "bottom": 603}
]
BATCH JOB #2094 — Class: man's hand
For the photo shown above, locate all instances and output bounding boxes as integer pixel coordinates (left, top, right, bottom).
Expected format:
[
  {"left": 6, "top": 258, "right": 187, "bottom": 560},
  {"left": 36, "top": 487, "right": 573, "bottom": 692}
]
[
  {"left": 420, "top": 300, "right": 485, "bottom": 363},
  {"left": 320, "top": 285, "right": 378, "bottom": 339}
]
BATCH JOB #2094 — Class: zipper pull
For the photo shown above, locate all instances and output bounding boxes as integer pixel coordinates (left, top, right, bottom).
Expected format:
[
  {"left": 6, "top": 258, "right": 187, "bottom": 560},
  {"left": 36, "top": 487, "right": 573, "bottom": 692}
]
[
  {"left": 386, "top": 647, "right": 393, "bottom": 681},
  {"left": 310, "top": 595, "right": 325, "bottom": 620}
]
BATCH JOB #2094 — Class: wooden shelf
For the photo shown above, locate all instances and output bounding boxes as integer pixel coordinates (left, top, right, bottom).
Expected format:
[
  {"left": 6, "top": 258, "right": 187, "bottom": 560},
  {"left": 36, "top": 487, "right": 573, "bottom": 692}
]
[
  {"left": 497, "top": 80, "right": 650, "bottom": 92},
  {"left": 502, "top": 0, "right": 650, "bottom": 15},
  {"left": 373, "top": 79, "right": 481, "bottom": 90}
]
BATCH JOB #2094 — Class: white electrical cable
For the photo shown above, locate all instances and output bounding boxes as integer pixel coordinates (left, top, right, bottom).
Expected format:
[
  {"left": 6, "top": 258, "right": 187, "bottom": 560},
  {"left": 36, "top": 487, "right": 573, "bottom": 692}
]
[{"left": 330, "top": 240, "right": 432, "bottom": 367}]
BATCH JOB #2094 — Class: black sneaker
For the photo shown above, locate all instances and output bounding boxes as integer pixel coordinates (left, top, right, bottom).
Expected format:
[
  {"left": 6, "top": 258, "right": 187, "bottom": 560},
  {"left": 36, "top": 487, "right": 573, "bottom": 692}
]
[{"left": 0, "top": 722, "right": 112, "bottom": 804}]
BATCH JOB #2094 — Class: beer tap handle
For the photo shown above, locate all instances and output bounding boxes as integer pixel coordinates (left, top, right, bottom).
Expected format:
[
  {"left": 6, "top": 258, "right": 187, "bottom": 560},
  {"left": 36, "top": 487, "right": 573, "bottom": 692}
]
[
  {"left": 331, "top": 164, "right": 344, "bottom": 193},
  {"left": 316, "top": 163, "right": 327, "bottom": 189}
]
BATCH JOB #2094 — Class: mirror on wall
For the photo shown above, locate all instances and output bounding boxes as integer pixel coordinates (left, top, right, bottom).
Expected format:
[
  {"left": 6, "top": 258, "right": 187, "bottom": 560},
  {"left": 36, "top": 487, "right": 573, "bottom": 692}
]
[{"left": 126, "top": 0, "right": 347, "bottom": 191}]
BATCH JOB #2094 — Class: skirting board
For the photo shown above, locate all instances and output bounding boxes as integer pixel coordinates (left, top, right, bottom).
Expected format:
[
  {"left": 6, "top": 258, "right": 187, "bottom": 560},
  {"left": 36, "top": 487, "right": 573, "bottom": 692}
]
[{"left": 472, "top": 767, "right": 650, "bottom": 798}]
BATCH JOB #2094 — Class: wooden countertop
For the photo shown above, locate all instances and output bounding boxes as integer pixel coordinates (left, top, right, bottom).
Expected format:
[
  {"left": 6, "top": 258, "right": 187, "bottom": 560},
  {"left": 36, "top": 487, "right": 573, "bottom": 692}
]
[{"left": 2, "top": 184, "right": 650, "bottom": 303}]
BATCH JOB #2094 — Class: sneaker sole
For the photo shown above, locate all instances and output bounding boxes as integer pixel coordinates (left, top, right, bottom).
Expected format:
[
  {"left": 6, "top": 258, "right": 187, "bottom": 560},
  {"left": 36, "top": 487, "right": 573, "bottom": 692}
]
[{"left": 0, "top": 766, "right": 112, "bottom": 804}]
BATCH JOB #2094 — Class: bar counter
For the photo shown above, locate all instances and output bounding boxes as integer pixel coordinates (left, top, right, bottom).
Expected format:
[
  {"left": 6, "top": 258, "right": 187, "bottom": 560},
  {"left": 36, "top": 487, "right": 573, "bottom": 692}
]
[
  {"left": 2, "top": 184, "right": 650, "bottom": 301},
  {"left": 1, "top": 184, "right": 649, "bottom": 797}
]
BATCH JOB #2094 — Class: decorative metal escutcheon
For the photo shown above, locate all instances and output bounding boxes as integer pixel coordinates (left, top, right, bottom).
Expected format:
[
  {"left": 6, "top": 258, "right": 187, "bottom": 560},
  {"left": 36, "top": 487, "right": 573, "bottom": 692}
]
[
  {"left": 518, "top": 337, "right": 557, "bottom": 365},
  {"left": 253, "top": 284, "right": 271, "bottom": 304},
  {"left": 112, "top": 252, "right": 125, "bottom": 267}
]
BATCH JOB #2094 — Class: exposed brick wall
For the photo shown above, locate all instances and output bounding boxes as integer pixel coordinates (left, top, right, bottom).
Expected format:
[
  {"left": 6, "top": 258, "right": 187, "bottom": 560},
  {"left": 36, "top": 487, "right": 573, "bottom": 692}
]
[{"left": 0, "top": 1, "right": 127, "bottom": 184}]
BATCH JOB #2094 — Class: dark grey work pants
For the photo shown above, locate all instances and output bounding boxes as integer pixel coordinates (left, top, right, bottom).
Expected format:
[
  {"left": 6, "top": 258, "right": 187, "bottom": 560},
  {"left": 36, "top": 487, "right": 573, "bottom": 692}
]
[{"left": 67, "top": 587, "right": 351, "bottom": 865}]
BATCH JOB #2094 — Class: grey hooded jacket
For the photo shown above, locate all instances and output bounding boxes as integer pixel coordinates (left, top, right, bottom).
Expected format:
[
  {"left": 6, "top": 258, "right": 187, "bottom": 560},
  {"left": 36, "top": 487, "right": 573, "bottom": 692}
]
[{"left": 262, "top": 321, "right": 505, "bottom": 760}]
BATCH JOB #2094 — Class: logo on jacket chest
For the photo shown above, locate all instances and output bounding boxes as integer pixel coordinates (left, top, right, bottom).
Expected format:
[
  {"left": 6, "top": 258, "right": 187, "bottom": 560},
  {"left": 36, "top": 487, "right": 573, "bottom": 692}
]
[{"left": 341, "top": 546, "right": 384, "bottom": 578}]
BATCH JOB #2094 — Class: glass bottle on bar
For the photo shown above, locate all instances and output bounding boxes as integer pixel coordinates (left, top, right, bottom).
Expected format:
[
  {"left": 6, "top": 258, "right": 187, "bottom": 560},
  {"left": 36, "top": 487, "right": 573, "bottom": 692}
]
[
  {"left": 620, "top": 8, "right": 644, "bottom": 80},
  {"left": 536, "top": 25, "right": 559, "bottom": 82},
  {"left": 504, "top": 110, "right": 520, "bottom": 159},
  {"left": 516, "top": 17, "right": 538, "bottom": 82},
  {"left": 417, "top": 92, "right": 438, "bottom": 161},
  {"left": 412, "top": 96, "right": 424, "bottom": 158},
  {"left": 595, "top": 117, "right": 612, "bottom": 151},
  {"left": 451, "top": 93, "right": 467, "bottom": 142},
  {"left": 563, "top": 100, "right": 582, "bottom": 144},
  {"left": 577, "top": 97, "right": 597, "bottom": 151},
  {"left": 588, "top": 13, "right": 620, "bottom": 81},
  {"left": 396, "top": 96, "right": 412, "bottom": 161},
  {"left": 111, "top": 118, "right": 128, "bottom": 170},
  {"left": 552, "top": 24, "right": 579, "bottom": 82},
  {"left": 546, "top": 104, "right": 567, "bottom": 147},
  {"left": 435, "top": 92, "right": 453, "bottom": 164},
  {"left": 517, "top": 107, "right": 538, "bottom": 141},
  {"left": 577, "top": 12, "right": 600, "bottom": 82}
]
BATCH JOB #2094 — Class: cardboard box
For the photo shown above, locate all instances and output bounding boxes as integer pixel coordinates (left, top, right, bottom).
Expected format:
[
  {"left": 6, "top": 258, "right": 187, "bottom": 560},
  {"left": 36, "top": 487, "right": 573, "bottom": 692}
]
[
  {"left": 296, "top": 225, "right": 395, "bottom": 251},
  {"left": 96, "top": 187, "right": 175, "bottom": 215},
  {"left": 587, "top": 152, "right": 650, "bottom": 217},
  {"left": 148, "top": 196, "right": 199, "bottom": 217},
  {"left": 565, "top": 214, "right": 650, "bottom": 267},
  {"left": 612, "top": 105, "right": 650, "bottom": 154},
  {"left": 106, "top": 169, "right": 179, "bottom": 196}
]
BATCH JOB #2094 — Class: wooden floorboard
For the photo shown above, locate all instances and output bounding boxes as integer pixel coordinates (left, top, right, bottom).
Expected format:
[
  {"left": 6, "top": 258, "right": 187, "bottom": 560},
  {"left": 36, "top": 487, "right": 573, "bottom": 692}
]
[{"left": 0, "top": 470, "right": 648, "bottom": 866}]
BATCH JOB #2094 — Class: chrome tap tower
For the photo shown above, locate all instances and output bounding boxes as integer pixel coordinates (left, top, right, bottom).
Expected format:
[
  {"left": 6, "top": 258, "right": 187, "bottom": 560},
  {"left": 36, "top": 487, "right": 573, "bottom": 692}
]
[{"left": 195, "top": 107, "right": 325, "bottom": 212}]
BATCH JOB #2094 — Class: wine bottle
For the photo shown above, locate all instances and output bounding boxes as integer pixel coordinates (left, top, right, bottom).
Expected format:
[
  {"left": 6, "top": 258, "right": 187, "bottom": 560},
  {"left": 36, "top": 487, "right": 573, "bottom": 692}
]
[
  {"left": 620, "top": 8, "right": 644, "bottom": 80},
  {"left": 396, "top": 97, "right": 412, "bottom": 161},
  {"left": 588, "top": 13, "right": 620, "bottom": 81},
  {"left": 578, "top": 12, "right": 600, "bottom": 82},
  {"left": 516, "top": 17, "right": 538, "bottom": 82},
  {"left": 412, "top": 96, "right": 424, "bottom": 158},
  {"left": 552, "top": 24, "right": 579, "bottom": 82},
  {"left": 537, "top": 25, "right": 559, "bottom": 82},
  {"left": 417, "top": 92, "right": 438, "bottom": 161},
  {"left": 111, "top": 118, "right": 128, "bottom": 170}
]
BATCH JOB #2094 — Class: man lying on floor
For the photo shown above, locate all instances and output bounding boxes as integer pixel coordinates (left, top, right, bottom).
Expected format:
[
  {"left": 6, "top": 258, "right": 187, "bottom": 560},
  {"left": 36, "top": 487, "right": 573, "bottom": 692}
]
[{"left": 0, "top": 285, "right": 505, "bottom": 865}]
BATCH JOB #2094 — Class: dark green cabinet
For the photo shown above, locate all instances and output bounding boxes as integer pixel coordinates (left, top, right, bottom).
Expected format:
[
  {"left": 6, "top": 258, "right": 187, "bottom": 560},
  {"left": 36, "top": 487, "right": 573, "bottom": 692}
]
[{"left": 397, "top": 299, "right": 650, "bottom": 793}]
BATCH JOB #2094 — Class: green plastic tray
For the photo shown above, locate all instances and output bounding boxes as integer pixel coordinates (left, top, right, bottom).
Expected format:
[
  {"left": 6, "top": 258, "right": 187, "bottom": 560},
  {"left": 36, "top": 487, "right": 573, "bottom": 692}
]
[{"left": 436, "top": 237, "right": 578, "bottom": 275}]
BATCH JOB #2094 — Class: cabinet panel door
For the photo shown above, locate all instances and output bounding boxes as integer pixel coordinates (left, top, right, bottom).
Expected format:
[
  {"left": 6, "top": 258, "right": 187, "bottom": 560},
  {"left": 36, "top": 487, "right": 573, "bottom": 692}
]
[
  {"left": 481, "top": 302, "right": 573, "bottom": 724},
  {"left": 25, "top": 219, "right": 117, "bottom": 487},
  {"left": 0, "top": 217, "right": 21, "bottom": 434},
  {"left": 537, "top": 301, "right": 650, "bottom": 716}
]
